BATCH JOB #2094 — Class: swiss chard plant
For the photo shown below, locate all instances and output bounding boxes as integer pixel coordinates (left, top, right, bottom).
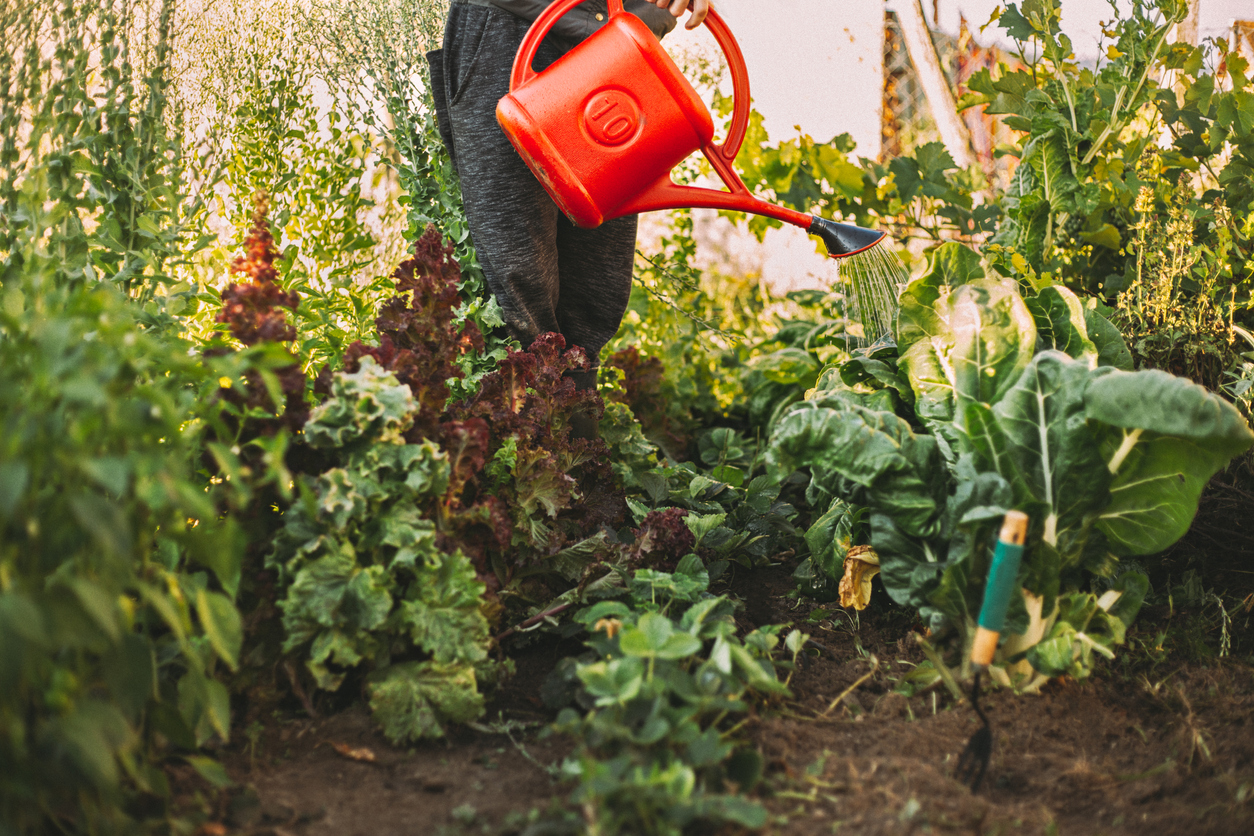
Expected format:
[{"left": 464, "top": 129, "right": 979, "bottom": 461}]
[{"left": 769, "top": 243, "right": 1254, "bottom": 689}]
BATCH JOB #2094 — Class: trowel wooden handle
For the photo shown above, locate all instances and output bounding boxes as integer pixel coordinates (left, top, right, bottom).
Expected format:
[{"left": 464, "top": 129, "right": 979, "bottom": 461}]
[{"left": 971, "top": 511, "right": 1029, "bottom": 668}]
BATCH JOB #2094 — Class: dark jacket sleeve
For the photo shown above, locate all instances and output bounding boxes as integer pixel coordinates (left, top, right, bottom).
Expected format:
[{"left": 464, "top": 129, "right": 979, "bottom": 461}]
[{"left": 486, "top": 0, "right": 679, "bottom": 41}]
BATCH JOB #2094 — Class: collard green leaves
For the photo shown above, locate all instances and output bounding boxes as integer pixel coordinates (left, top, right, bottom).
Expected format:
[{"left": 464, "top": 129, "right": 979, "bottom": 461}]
[
  {"left": 368, "top": 661, "right": 484, "bottom": 743},
  {"left": 271, "top": 358, "right": 489, "bottom": 737}
]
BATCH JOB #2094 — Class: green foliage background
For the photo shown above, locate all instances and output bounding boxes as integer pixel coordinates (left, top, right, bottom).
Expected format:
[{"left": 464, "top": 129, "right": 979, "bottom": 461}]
[{"left": 5, "top": 0, "right": 1254, "bottom": 831}]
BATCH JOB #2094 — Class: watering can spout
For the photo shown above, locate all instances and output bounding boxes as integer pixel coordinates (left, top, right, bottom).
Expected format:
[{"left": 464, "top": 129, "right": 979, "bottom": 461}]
[{"left": 809, "top": 216, "right": 887, "bottom": 259}]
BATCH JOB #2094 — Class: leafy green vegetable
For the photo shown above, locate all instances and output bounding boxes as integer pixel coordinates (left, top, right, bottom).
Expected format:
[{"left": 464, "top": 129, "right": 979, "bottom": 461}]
[
  {"left": 1086, "top": 369, "right": 1254, "bottom": 553},
  {"left": 769, "top": 243, "right": 1254, "bottom": 685},
  {"left": 270, "top": 356, "right": 491, "bottom": 740},
  {"left": 368, "top": 661, "right": 484, "bottom": 742},
  {"left": 550, "top": 562, "right": 801, "bottom": 835}
]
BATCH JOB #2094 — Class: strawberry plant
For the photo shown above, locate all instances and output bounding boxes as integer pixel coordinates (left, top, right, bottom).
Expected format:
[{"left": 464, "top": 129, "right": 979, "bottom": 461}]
[{"left": 547, "top": 559, "right": 806, "bottom": 835}]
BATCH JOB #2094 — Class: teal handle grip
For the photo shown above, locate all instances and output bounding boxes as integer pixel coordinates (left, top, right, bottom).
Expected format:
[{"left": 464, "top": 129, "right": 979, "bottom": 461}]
[{"left": 978, "top": 539, "right": 1024, "bottom": 633}]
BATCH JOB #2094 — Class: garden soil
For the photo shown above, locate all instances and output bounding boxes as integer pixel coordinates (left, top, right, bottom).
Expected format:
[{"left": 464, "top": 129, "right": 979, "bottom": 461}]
[{"left": 196, "top": 481, "right": 1254, "bottom": 836}]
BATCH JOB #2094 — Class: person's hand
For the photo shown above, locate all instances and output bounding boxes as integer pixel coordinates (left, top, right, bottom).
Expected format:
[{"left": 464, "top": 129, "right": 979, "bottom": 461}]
[{"left": 650, "top": 0, "right": 710, "bottom": 30}]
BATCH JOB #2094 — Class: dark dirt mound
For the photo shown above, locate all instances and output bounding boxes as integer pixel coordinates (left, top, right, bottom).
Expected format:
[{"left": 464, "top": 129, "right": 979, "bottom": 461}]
[
  {"left": 193, "top": 480, "right": 1254, "bottom": 835},
  {"left": 738, "top": 569, "right": 1254, "bottom": 836},
  {"left": 199, "top": 637, "right": 575, "bottom": 836},
  {"left": 217, "top": 706, "right": 565, "bottom": 836}
]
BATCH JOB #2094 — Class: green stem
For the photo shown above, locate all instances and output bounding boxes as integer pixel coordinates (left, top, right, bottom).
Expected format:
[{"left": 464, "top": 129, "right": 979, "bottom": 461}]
[
  {"left": 1081, "top": 21, "right": 1173, "bottom": 166},
  {"left": 1046, "top": 37, "right": 1079, "bottom": 134},
  {"left": 915, "top": 635, "right": 965, "bottom": 703}
]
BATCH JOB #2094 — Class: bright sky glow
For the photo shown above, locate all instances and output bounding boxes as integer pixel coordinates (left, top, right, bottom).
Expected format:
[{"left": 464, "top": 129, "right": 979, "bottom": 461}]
[{"left": 933, "top": 0, "right": 1254, "bottom": 55}]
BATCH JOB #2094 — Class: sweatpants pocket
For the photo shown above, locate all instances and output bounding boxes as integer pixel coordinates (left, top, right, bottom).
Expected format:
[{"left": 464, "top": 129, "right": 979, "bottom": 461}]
[
  {"left": 446, "top": 6, "right": 492, "bottom": 108},
  {"left": 425, "top": 49, "right": 457, "bottom": 171}
]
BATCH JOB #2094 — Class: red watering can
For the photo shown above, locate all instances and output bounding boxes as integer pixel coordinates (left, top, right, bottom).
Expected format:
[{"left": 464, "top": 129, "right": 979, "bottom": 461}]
[{"left": 495, "top": 0, "right": 885, "bottom": 258}]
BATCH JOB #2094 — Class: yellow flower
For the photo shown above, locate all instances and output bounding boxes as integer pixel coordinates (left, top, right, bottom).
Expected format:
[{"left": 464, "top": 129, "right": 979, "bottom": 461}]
[{"left": 594, "top": 618, "right": 622, "bottom": 639}]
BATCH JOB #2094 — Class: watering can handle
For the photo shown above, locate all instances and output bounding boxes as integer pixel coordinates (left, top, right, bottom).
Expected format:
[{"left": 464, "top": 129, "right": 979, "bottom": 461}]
[{"left": 509, "top": 0, "right": 752, "bottom": 166}]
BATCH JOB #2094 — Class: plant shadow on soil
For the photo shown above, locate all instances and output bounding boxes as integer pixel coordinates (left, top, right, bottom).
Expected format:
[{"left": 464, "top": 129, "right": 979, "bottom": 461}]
[{"left": 193, "top": 477, "right": 1254, "bottom": 836}]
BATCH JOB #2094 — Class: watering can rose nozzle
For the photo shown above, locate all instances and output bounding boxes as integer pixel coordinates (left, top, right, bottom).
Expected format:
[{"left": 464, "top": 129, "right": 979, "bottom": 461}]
[{"left": 809, "top": 215, "right": 888, "bottom": 259}]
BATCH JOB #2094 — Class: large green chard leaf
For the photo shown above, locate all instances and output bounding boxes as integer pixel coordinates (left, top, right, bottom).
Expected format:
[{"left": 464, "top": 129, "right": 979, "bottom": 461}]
[
  {"left": 839, "top": 354, "right": 914, "bottom": 407},
  {"left": 927, "top": 462, "right": 1026, "bottom": 638},
  {"left": 803, "top": 498, "right": 862, "bottom": 584},
  {"left": 898, "top": 339, "right": 959, "bottom": 451},
  {"left": 1085, "top": 368, "right": 1254, "bottom": 554},
  {"left": 965, "top": 351, "right": 1109, "bottom": 550},
  {"left": 1082, "top": 305, "right": 1134, "bottom": 371},
  {"left": 871, "top": 464, "right": 1011, "bottom": 617},
  {"left": 896, "top": 243, "right": 986, "bottom": 354},
  {"left": 1025, "top": 131, "right": 1078, "bottom": 218},
  {"left": 896, "top": 244, "right": 985, "bottom": 444},
  {"left": 950, "top": 280, "right": 1038, "bottom": 415},
  {"left": 1025, "top": 285, "right": 1096, "bottom": 363},
  {"left": 897, "top": 245, "right": 1036, "bottom": 445},
  {"left": 769, "top": 397, "right": 945, "bottom": 538}
]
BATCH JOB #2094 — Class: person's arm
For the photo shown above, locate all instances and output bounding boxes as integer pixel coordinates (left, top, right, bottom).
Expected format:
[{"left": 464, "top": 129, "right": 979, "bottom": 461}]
[{"left": 649, "top": 0, "right": 711, "bottom": 30}]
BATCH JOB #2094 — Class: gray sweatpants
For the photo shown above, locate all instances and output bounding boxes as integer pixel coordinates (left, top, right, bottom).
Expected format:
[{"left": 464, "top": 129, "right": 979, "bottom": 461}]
[{"left": 427, "top": 0, "right": 638, "bottom": 370}]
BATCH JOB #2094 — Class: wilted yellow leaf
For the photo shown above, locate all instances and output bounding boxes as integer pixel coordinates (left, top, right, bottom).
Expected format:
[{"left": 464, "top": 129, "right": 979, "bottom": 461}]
[
  {"left": 329, "top": 742, "right": 377, "bottom": 763},
  {"left": 838, "top": 545, "right": 880, "bottom": 610}
]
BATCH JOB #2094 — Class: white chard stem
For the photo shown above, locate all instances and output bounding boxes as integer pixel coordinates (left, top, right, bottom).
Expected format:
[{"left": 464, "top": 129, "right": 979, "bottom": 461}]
[{"left": 1107, "top": 428, "right": 1143, "bottom": 475}]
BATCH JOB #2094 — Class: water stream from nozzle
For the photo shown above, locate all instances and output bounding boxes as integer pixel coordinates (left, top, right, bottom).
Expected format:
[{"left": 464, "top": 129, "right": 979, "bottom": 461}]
[
  {"left": 839, "top": 243, "right": 910, "bottom": 348},
  {"left": 810, "top": 216, "right": 909, "bottom": 347}
]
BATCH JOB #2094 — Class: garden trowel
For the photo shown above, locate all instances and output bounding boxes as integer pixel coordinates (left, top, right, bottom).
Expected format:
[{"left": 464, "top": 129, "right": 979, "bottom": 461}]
[{"left": 956, "top": 510, "right": 1029, "bottom": 791}]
